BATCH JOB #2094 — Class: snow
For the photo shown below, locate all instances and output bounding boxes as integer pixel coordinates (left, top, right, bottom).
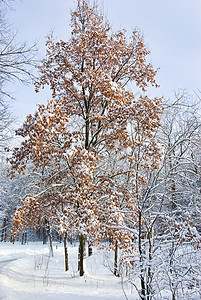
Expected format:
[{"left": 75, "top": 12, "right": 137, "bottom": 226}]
[{"left": 0, "top": 242, "right": 136, "bottom": 300}]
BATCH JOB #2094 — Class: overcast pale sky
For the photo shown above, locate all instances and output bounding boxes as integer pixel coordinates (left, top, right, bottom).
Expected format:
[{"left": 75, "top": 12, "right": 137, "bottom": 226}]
[{"left": 6, "top": 0, "right": 201, "bottom": 124}]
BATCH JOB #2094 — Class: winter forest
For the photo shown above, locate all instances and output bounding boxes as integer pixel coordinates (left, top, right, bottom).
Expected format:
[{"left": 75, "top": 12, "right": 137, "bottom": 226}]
[{"left": 0, "top": 0, "right": 201, "bottom": 299}]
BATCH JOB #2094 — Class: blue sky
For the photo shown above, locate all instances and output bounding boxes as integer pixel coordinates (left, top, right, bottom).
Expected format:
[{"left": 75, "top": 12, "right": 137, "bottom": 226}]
[{"left": 6, "top": 0, "right": 201, "bottom": 123}]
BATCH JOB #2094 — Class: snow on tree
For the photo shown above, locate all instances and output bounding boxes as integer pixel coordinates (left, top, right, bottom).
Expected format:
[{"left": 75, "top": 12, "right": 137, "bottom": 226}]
[
  {"left": 0, "top": 0, "right": 37, "bottom": 241},
  {"left": 8, "top": 0, "right": 162, "bottom": 277},
  {"left": 122, "top": 92, "right": 201, "bottom": 299}
]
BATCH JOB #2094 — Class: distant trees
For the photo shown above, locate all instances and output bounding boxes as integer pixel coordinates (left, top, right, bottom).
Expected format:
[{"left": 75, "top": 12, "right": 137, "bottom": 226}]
[
  {"left": 0, "top": 0, "right": 37, "bottom": 242},
  {"left": 123, "top": 92, "right": 201, "bottom": 299},
  {"left": 0, "top": 157, "right": 29, "bottom": 242},
  {"left": 154, "top": 94, "right": 201, "bottom": 299},
  {"left": 0, "top": 105, "right": 12, "bottom": 151}
]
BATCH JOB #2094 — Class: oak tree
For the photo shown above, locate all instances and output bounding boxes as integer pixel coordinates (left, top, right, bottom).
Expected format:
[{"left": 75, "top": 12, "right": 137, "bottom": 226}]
[{"left": 9, "top": 0, "right": 161, "bottom": 276}]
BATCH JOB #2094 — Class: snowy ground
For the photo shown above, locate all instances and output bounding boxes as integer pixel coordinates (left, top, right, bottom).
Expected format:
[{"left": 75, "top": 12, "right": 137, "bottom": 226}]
[{"left": 0, "top": 241, "right": 136, "bottom": 300}]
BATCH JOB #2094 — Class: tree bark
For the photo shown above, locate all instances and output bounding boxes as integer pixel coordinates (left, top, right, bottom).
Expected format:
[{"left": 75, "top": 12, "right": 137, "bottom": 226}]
[
  {"left": 64, "top": 232, "right": 69, "bottom": 271},
  {"left": 88, "top": 243, "right": 93, "bottom": 256},
  {"left": 78, "top": 234, "right": 85, "bottom": 276},
  {"left": 114, "top": 239, "right": 119, "bottom": 276}
]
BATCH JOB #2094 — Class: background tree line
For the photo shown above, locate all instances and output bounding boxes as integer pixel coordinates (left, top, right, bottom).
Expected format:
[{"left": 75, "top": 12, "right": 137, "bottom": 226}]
[{"left": 0, "top": 1, "right": 200, "bottom": 299}]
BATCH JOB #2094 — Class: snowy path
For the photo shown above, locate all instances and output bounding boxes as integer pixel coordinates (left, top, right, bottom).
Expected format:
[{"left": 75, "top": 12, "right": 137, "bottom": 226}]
[
  {"left": 0, "top": 242, "right": 135, "bottom": 300},
  {"left": 0, "top": 258, "right": 19, "bottom": 270}
]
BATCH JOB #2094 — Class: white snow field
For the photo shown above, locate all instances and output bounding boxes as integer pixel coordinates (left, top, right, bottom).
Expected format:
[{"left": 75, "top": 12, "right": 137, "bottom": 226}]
[{"left": 0, "top": 241, "right": 136, "bottom": 300}]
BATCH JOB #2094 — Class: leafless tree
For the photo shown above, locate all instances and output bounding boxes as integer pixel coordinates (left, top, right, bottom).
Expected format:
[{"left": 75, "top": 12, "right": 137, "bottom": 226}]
[
  {"left": 0, "top": 0, "right": 37, "bottom": 150},
  {"left": 122, "top": 91, "right": 201, "bottom": 299}
]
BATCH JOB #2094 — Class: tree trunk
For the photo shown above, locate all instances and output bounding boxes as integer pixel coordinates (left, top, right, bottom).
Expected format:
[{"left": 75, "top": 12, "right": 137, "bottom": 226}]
[
  {"left": 21, "top": 231, "right": 27, "bottom": 245},
  {"left": 147, "top": 224, "right": 154, "bottom": 299},
  {"left": 45, "top": 220, "right": 54, "bottom": 257},
  {"left": 1, "top": 217, "right": 7, "bottom": 242},
  {"left": 36, "top": 227, "right": 41, "bottom": 241},
  {"left": 139, "top": 211, "right": 146, "bottom": 299},
  {"left": 172, "top": 292, "right": 176, "bottom": 300},
  {"left": 78, "top": 234, "right": 85, "bottom": 276},
  {"left": 114, "top": 239, "right": 119, "bottom": 276},
  {"left": 88, "top": 243, "right": 93, "bottom": 256},
  {"left": 57, "top": 232, "right": 62, "bottom": 243},
  {"left": 43, "top": 226, "right": 47, "bottom": 244},
  {"left": 168, "top": 146, "right": 177, "bottom": 214},
  {"left": 64, "top": 232, "right": 69, "bottom": 271}
]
